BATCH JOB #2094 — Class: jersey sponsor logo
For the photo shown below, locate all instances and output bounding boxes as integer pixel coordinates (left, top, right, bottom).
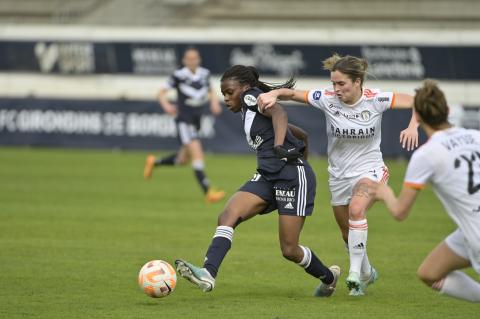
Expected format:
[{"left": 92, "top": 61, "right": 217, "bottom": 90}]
[
  {"left": 275, "top": 189, "right": 296, "bottom": 197},
  {"left": 376, "top": 96, "right": 390, "bottom": 103},
  {"left": 275, "top": 188, "right": 296, "bottom": 203},
  {"left": 361, "top": 110, "right": 371, "bottom": 121},
  {"left": 342, "top": 113, "right": 360, "bottom": 120},
  {"left": 330, "top": 124, "right": 376, "bottom": 139},
  {"left": 313, "top": 91, "right": 322, "bottom": 100},
  {"left": 244, "top": 94, "right": 258, "bottom": 107},
  {"left": 328, "top": 103, "right": 341, "bottom": 110}
]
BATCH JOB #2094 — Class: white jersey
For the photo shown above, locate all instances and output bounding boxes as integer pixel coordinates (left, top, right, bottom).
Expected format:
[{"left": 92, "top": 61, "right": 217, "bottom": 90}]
[
  {"left": 306, "top": 87, "right": 395, "bottom": 178},
  {"left": 404, "top": 127, "right": 480, "bottom": 254}
]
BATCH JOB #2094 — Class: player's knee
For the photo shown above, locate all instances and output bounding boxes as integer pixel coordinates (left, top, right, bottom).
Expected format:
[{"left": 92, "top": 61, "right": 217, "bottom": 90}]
[
  {"left": 348, "top": 203, "right": 365, "bottom": 220},
  {"left": 217, "top": 208, "right": 242, "bottom": 228},
  {"left": 416, "top": 264, "right": 439, "bottom": 286},
  {"left": 175, "top": 153, "right": 188, "bottom": 165},
  {"left": 280, "top": 244, "right": 298, "bottom": 262},
  {"left": 191, "top": 159, "right": 205, "bottom": 170}
]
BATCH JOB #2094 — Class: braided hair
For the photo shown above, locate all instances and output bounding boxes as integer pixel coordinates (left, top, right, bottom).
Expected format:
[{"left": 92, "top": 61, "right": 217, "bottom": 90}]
[{"left": 221, "top": 65, "right": 296, "bottom": 92}]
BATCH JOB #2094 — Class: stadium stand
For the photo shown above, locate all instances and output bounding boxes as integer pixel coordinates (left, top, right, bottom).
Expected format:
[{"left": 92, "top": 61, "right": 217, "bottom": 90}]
[{"left": 0, "top": 0, "right": 479, "bottom": 28}]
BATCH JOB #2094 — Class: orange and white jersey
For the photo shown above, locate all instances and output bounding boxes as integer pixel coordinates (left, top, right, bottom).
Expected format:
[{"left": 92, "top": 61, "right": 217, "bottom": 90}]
[
  {"left": 405, "top": 127, "right": 480, "bottom": 253},
  {"left": 306, "top": 87, "right": 395, "bottom": 178}
]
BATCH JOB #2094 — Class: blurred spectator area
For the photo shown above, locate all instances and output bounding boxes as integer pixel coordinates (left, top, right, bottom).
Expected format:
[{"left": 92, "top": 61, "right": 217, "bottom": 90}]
[{"left": 0, "top": 0, "right": 479, "bottom": 28}]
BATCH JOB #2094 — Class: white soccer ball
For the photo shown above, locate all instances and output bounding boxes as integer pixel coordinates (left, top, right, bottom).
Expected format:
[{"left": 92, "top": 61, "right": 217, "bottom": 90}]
[{"left": 138, "top": 260, "right": 177, "bottom": 298}]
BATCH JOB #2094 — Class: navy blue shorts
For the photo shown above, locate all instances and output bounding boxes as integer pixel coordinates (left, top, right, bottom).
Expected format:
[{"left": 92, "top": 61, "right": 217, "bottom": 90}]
[
  {"left": 239, "top": 160, "right": 316, "bottom": 216},
  {"left": 176, "top": 121, "right": 200, "bottom": 145}
]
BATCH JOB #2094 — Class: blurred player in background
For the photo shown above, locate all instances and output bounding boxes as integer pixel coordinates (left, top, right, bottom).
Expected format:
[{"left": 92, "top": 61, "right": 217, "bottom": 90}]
[
  {"left": 374, "top": 80, "right": 480, "bottom": 303},
  {"left": 176, "top": 65, "right": 340, "bottom": 297},
  {"left": 143, "top": 47, "right": 225, "bottom": 204},
  {"left": 258, "top": 54, "right": 419, "bottom": 296}
]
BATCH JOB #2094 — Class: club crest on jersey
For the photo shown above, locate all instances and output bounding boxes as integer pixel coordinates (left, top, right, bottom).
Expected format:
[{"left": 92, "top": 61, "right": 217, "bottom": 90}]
[
  {"left": 313, "top": 91, "right": 322, "bottom": 100},
  {"left": 361, "top": 110, "right": 371, "bottom": 121},
  {"left": 244, "top": 94, "right": 258, "bottom": 106}
]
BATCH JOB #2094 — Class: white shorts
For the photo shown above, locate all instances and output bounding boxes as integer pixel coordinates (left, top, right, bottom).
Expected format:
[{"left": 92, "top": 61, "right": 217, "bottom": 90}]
[
  {"left": 445, "top": 228, "right": 480, "bottom": 274},
  {"left": 329, "top": 165, "right": 389, "bottom": 206}
]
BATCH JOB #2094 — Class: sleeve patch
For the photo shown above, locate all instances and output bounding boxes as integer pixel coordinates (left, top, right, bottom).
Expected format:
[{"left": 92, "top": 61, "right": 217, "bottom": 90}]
[
  {"left": 312, "top": 90, "right": 322, "bottom": 100},
  {"left": 243, "top": 94, "right": 258, "bottom": 107}
]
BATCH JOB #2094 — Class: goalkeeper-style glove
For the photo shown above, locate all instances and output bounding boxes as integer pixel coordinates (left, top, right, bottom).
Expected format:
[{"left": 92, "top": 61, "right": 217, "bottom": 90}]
[{"left": 274, "top": 145, "right": 301, "bottom": 161}]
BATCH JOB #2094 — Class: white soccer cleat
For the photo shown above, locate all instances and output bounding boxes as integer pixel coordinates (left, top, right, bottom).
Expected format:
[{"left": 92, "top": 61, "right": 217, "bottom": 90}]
[
  {"left": 314, "top": 265, "right": 341, "bottom": 297},
  {"left": 346, "top": 271, "right": 364, "bottom": 296},
  {"left": 360, "top": 266, "right": 378, "bottom": 292},
  {"left": 175, "top": 259, "right": 215, "bottom": 292}
]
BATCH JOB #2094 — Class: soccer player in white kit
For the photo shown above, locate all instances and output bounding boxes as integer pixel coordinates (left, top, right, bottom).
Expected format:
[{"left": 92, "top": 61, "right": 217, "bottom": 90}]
[
  {"left": 257, "top": 54, "right": 419, "bottom": 296},
  {"left": 374, "top": 80, "right": 480, "bottom": 303}
]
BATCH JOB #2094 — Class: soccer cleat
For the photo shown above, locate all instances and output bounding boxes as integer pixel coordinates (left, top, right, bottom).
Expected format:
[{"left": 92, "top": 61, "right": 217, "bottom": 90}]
[
  {"left": 175, "top": 259, "right": 215, "bottom": 292},
  {"left": 360, "top": 266, "right": 378, "bottom": 292},
  {"left": 314, "top": 265, "right": 341, "bottom": 297},
  {"left": 205, "top": 188, "right": 226, "bottom": 204},
  {"left": 346, "top": 271, "right": 364, "bottom": 296},
  {"left": 143, "top": 155, "right": 156, "bottom": 180}
]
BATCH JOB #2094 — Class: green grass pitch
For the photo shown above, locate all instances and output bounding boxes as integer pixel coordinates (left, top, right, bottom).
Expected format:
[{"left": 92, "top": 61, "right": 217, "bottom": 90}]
[{"left": 1, "top": 147, "right": 478, "bottom": 318}]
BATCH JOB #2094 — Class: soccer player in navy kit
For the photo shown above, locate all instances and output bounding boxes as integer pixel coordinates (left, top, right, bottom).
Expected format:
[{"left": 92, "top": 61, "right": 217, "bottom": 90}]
[
  {"left": 175, "top": 65, "right": 340, "bottom": 297},
  {"left": 143, "top": 48, "right": 225, "bottom": 204}
]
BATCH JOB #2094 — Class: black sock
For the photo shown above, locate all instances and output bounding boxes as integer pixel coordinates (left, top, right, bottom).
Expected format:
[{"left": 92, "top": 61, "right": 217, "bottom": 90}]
[
  {"left": 298, "top": 246, "right": 334, "bottom": 284},
  {"left": 154, "top": 153, "right": 177, "bottom": 166},
  {"left": 194, "top": 169, "right": 210, "bottom": 193},
  {"left": 203, "top": 226, "right": 234, "bottom": 278},
  {"left": 307, "top": 252, "right": 334, "bottom": 284}
]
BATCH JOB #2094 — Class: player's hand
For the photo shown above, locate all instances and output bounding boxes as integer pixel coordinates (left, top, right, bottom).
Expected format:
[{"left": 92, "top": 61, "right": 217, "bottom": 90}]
[
  {"left": 258, "top": 92, "right": 279, "bottom": 112},
  {"left": 399, "top": 125, "right": 419, "bottom": 151},
  {"left": 163, "top": 103, "right": 177, "bottom": 116},
  {"left": 274, "top": 145, "right": 301, "bottom": 161},
  {"left": 210, "top": 100, "right": 222, "bottom": 116}
]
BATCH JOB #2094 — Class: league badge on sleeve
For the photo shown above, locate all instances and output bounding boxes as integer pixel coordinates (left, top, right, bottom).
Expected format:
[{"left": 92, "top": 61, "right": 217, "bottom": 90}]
[
  {"left": 313, "top": 91, "right": 322, "bottom": 100},
  {"left": 244, "top": 94, "right": 258, "bottom": 106}
]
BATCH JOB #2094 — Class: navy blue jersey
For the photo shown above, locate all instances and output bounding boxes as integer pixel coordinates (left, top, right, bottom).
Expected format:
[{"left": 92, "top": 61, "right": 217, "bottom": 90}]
[
  {"left": 165, "top": 66, "right": 211, "bottom": 125},
  {"left": 240, "top": 87, "right": 305, "bottom": 176}
]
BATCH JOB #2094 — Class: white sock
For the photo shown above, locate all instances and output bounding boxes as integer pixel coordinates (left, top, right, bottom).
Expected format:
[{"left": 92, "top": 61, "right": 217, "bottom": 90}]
[
  {"left": 344, "top": 241, "right": 372, "bottom": 279},
  {"left": 297, "top": 245, "right": 312, "bottom": 268},
  {"left": 348, "top": 219, "right": 368, "bottom": 274},
  {"left": 437, "top": 271, "right": 480, "bottom": 302},
  {"left": 360, "top": 253, "right": 372, "bottom": 280}
]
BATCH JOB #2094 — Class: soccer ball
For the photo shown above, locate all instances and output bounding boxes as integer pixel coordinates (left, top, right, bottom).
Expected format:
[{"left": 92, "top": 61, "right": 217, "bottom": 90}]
[{"left": 138, "top": 260, "right": 177, "bottom": 298}]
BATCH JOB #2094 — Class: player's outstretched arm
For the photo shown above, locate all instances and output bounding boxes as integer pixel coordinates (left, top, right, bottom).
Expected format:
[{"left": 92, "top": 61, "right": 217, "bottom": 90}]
[
  {"left": 258, "top": 89, "right": 309, "bottom": 112},
  {"left": 393, "top": 93, "right": 419, "bottom": 151},
  {"left": 374, "top": 183, "right": 420, "bottom": 221}
]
